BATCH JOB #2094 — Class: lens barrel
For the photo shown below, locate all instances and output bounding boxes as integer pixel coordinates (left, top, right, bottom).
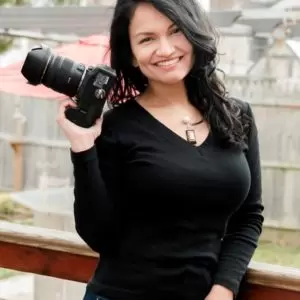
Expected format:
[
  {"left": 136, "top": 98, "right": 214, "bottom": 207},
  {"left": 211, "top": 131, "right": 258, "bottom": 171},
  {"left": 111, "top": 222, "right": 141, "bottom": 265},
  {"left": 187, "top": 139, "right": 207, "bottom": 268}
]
[{"left": 21, "top": 45, "right": 85, "bottom": 98}]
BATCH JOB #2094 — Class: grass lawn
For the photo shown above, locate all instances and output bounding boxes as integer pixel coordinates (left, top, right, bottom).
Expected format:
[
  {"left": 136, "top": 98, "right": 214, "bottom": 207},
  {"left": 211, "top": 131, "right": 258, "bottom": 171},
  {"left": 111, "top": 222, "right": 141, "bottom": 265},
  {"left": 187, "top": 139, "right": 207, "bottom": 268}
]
[
  {"left": 0, "top": 269, "right": 20, "bottom": 280},
  {"left": 254, "top": 241, "right": 300, "bottom": 268},
  {"left": 0, "top": 192, "right": 32, "bottom": 223}
]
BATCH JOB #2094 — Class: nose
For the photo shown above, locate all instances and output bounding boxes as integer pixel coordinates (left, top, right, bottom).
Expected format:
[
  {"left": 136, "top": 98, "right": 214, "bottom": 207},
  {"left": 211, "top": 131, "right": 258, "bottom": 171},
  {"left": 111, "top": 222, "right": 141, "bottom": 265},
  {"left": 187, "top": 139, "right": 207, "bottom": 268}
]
[{"left": 156, "top": 37, "right": 175, "bottom": 57}]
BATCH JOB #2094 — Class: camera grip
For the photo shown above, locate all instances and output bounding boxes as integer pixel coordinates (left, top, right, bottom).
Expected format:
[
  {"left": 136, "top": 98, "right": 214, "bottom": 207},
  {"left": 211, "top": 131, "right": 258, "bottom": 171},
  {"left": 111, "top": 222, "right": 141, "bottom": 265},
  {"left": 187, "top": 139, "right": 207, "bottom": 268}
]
[
  {"left": 65, "top": 107, "right": 93, "bottom": 128},
  {"left": 65, "top": 103, "right": 103, "bottom": 128}
]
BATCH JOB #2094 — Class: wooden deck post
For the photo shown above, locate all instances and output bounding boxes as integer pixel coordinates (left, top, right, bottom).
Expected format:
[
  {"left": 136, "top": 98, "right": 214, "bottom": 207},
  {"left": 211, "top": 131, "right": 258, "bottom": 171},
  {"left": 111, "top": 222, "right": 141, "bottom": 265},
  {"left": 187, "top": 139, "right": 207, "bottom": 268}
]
[
  {"left": 10, "top": 141, "right": 24, "bottom": 191},
  {"left": 9, "top": 102, "right": 27, "bottom": 191}
]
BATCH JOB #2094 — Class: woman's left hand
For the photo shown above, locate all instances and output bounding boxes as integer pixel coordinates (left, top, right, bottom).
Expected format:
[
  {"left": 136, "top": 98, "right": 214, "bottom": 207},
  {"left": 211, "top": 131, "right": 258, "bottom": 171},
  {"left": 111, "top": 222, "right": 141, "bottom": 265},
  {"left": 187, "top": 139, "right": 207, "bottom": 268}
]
[{"left": 204, "top": 285, "right": 234, "bottom": 300}]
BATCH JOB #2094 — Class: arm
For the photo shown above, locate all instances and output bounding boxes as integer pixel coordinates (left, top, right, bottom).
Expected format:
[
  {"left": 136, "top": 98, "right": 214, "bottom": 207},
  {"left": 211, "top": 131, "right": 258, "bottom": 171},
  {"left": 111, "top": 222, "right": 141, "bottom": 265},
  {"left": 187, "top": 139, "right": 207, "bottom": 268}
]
[
  {"left": 71, "top": 111, "right": 121, "bottom": 254},
  {"left": 213, "top": 102, "right": 264, "bottom": 296}
]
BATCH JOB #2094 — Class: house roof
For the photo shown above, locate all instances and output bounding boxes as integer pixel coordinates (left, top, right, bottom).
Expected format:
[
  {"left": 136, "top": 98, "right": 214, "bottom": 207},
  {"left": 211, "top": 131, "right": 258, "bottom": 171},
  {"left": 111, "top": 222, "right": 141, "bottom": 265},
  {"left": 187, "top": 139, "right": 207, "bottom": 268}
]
[
  {"left": 218, "top": 23, "right": 253, "bottom": 36},
  {"left": 0, "top": 6, "right": 243, "bottom": 35},
  {"left": 0, "top": 6, "right": 115, "bottom": 37},
  {"left": 0, "top": 35, "right": 111, "bottom": 99},
  {"left": 209, "top": 11, "right": 242, "bottom": 27},
  {"left": 250, "top": 0, "right": 279, "bottom": 8},
  {"left": 234, "top": 8, "right": 300, "bottom": 38},
  {"left": 272, "top": 0, "right": 300, "bottom": 9},
  {"left": 246, "top": 38, "right": 300, "bottom": 74},
  {"left": 1, "top": 5, "right": 300, "bottom": 37},
  {"left": 236, "top": 9, "right": 289, "bottom": 32},
  {"left": 286, "top": 39, "right": 300, "bottom": 58}
]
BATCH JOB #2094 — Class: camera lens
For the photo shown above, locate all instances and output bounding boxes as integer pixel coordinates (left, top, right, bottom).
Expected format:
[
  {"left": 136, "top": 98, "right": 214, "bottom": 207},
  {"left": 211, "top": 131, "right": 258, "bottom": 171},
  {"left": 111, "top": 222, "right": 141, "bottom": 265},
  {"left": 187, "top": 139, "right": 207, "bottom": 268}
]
[
  {"left": 21, "top": 45, "right": 51, "bottom": 85},
  {"left": 43, "top": 55, "right": 85, "bottom": 98},
  {"left": 21, "top": 45, "right": 85, "bottom": 98}
]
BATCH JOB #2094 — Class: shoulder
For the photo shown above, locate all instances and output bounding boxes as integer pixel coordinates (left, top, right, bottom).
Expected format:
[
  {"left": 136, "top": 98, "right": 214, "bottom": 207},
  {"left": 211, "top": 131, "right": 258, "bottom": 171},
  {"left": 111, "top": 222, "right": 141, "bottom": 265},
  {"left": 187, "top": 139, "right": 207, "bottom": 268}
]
[
  {"left": 231, "top": 97, "right": 259, "bottom": 149},
  {"left": 102, "top": 99, "right": 133, "bottom": 121},
  {"left": 229, "top": 97, "right": 256, "bottom": 129},
  {"left": 97, "top": 103, "right": 130, "bottom": 147},
  {"left": 230, "top": 97, "right": 252, "bottom": 116},
  {"left": 101, "top": 99, "right": 137, "bottom": 131}
]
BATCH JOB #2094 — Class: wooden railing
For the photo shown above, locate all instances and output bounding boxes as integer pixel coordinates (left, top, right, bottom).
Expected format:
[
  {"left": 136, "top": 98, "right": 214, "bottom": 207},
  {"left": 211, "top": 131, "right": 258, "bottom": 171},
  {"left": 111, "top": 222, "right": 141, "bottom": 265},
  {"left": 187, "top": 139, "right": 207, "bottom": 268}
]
[{"left": 1, "top": 221, "right": 300, "bottom": 300}]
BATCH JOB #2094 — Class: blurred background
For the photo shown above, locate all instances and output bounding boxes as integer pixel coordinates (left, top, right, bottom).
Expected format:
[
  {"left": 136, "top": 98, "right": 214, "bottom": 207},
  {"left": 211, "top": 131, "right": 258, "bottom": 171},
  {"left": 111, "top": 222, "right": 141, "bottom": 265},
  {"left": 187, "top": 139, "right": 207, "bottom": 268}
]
[{"left": 0, "top": 0, "right": 300, "bottom": 299}]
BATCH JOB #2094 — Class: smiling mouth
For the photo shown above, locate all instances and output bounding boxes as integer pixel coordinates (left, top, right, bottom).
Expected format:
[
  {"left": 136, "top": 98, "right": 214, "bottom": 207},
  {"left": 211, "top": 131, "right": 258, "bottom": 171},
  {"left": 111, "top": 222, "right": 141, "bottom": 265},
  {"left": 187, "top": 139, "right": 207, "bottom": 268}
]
[{"left": 154, "top": 56, "right": 183, "bottom": 67}]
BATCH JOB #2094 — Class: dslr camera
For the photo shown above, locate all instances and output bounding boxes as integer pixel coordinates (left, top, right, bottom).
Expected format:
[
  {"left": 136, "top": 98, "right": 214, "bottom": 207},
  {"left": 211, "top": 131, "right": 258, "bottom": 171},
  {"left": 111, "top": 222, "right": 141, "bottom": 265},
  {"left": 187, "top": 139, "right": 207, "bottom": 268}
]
[{"left": 21, "top": 44, "right": 116, "bottom": 128}]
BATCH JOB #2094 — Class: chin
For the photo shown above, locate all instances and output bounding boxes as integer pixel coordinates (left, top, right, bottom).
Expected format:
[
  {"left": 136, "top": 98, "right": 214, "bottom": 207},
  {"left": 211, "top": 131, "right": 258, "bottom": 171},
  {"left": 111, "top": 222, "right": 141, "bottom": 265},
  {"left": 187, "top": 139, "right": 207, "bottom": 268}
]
[
  {"left": 158, "top": 76, "right": 187, "bottom": 85},
  {"left": 162, "top": 79, "right": 184, "bottom": 85},
  {"left": 153, "top": 72, "right": 188, "bottom": 84}
]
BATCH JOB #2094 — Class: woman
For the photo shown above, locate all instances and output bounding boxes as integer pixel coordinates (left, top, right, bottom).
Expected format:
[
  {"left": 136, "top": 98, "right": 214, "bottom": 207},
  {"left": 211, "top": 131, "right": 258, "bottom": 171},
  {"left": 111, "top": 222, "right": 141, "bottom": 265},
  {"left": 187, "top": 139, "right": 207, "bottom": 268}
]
[{"left": 57, "top": 0, "right": 264, "bottom": 299}]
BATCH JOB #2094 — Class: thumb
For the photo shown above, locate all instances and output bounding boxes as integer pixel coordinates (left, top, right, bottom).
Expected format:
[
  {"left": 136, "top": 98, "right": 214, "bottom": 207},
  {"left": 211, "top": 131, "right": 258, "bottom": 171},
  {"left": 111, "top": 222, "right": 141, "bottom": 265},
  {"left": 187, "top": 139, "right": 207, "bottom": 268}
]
[
  {"left": 91, "top": 117, "right": 103, "bottom": 138},
  {"left": 95, "top": 117, "right": 103, "bottom": 126}
]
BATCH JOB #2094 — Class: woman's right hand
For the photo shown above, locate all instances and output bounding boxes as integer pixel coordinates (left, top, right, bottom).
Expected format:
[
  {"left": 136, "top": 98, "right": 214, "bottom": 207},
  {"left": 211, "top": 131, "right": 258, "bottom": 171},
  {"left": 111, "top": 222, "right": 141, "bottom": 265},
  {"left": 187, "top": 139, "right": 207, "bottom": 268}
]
[{"left": 56, "top": 99, "right": 103, "bottom": 153}]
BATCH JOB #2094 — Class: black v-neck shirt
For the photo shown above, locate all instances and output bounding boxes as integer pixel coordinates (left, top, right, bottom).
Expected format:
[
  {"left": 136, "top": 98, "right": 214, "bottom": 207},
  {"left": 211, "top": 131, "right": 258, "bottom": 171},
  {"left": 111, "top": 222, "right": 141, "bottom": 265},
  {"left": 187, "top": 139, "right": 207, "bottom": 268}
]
[{"left": 71, "top": 99, "right": 264, "bottom": 300}]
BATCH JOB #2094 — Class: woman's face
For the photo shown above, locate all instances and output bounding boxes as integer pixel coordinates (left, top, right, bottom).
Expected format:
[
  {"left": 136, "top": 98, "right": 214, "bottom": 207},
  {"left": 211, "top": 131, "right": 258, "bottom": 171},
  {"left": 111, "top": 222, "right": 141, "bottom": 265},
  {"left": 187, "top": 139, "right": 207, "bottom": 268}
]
[{"left": 129, "top": 3, "right": 194, "bottom": 86}]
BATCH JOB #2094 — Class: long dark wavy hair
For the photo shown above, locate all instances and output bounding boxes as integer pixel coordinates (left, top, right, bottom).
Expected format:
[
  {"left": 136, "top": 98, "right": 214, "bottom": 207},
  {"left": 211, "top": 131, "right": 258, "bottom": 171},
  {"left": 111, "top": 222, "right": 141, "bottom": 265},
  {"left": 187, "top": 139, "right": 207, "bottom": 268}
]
[{"left": 108, "top": 0, "right": 251, "bottom": 149}]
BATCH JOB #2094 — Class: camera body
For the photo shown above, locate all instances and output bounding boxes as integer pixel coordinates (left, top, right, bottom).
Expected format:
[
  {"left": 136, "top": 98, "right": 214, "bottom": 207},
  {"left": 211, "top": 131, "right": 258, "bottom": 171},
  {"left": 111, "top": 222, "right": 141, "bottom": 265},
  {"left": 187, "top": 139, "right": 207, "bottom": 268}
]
[
  {"left": 21, "top": 44, "right": 116, "bottom": 128},
  {"left": 65, "top": 64, "right": 116, "bottom": 128}
]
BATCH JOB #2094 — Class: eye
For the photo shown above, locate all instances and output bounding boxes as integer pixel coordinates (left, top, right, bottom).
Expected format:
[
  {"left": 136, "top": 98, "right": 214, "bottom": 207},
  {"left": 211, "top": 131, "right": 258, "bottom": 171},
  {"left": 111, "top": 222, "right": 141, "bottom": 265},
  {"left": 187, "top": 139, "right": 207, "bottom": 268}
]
[
  {"left": 170, "top": 27, "right": 181, "bottom": 35},
  {"left": 139, "top": 37, "right": 153, "bottom": 44}
]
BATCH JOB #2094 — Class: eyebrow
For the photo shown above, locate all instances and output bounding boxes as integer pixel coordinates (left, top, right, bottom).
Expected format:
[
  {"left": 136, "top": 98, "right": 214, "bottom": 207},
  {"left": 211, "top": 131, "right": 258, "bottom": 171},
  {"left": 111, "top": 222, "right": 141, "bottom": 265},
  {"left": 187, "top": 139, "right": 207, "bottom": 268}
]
[{"left": 134, "top": 23, "right": 176, "bottom": 38}]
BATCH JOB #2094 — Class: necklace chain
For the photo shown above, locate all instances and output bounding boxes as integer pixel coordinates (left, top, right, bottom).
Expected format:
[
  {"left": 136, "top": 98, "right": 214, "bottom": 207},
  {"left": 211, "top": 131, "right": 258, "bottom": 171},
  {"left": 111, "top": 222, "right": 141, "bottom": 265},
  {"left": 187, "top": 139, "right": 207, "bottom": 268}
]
[
  {"left": 182, "top": 116, "right": 204, "bottom": 127},
  {"left": 182, "top": 116, "right": 204, "bottom": 146}
]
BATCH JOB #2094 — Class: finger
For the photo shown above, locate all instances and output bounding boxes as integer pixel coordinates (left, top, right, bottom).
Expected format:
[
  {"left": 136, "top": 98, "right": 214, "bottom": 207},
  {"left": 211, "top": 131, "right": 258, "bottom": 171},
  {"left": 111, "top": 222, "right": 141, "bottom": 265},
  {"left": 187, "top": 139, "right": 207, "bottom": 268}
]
[
  {"left": 95, "top": 117, "right": 103, "bottom": 126},
  {"left": 59, "top": 99, "right": 77, "bottom": 111},
  {"left": 91, "top": 118, "right": 103, "bottom": 137},
  {"left": 56, "top": 99, "right": 77, "bottom": 123}
]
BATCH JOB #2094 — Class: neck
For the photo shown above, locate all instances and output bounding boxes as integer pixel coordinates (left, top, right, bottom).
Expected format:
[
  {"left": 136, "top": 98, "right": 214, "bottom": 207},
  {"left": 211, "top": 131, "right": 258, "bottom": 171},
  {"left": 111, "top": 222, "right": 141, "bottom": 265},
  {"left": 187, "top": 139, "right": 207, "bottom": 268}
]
[{"left": 144, "top": 80, "right": 189, "bottom": 107}]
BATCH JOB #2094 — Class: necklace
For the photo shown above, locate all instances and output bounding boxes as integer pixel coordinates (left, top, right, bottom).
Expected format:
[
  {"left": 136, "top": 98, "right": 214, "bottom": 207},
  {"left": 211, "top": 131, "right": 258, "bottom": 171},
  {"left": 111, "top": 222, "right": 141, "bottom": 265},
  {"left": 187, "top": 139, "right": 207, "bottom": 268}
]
[{"left": 182, "top": 116, "right": 204, "bottom": 145}]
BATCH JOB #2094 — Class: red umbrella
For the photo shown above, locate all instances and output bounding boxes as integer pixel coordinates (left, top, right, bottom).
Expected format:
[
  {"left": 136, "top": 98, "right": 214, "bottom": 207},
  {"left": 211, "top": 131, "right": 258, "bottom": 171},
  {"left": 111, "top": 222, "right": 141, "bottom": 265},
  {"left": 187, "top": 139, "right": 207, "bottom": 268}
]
[{"left": 0, "top": 35, "right": 110, "bottom": 99}]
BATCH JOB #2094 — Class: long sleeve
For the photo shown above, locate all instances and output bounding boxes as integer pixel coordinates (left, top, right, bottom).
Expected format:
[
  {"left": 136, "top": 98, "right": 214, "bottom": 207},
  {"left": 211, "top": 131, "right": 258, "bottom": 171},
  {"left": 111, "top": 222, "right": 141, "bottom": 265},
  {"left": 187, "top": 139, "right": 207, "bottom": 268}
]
[
  {"left": 213, "top": 102, "right": 264, "bottom": 295},
  {"left": 71, "top": 111, "right": 122, "bottom": 254}
]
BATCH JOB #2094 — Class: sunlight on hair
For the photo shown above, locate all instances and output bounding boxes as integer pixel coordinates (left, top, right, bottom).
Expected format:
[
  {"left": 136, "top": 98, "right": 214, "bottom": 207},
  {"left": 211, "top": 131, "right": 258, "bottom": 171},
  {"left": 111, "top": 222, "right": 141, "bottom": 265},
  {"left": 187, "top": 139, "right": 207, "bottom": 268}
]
[{"left": 199, "top": 0, "right": 210, "bottom": 11}]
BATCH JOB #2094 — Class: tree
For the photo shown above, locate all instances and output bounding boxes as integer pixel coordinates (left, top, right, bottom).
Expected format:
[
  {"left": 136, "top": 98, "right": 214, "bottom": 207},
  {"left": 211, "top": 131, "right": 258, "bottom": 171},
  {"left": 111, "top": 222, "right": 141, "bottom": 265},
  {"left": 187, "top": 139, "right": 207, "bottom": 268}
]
[
  {"left": 0, "top": 37, "right": 13, "bottom": 53},
  {"left": 0, "top": 0, "right": 29, "bottom": 55},
  {"left": 0, "top": 0, "right": 27, "bottom": 5},
  {"left": 0, "top": 0, "right": 85, "bottom": 55}
]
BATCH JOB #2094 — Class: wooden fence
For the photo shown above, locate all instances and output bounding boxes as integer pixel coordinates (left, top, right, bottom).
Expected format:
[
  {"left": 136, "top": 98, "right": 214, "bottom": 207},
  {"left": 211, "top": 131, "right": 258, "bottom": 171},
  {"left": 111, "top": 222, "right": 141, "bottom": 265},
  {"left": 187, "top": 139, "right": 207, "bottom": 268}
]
[
  {"left": 225, "top": 76, "right": 300, "bottom": 102},
  {"left": 0, "top": 76, "right": 300, "bottom": 229}
]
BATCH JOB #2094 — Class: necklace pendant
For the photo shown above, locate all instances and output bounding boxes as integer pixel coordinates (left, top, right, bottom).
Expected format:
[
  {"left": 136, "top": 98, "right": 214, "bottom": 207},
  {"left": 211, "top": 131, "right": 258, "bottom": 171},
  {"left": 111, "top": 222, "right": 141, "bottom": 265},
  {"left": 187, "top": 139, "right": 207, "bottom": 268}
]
[{"left": 185, "top": 129, "right": 197, "bottom": 145}]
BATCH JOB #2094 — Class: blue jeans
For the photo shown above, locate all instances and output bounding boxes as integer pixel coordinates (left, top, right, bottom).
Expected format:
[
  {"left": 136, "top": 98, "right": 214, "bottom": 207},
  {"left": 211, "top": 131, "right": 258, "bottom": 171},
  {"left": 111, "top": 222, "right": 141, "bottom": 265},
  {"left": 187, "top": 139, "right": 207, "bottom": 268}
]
[{"left": 83, "top": 289, "right": 109, "bottom": 300}]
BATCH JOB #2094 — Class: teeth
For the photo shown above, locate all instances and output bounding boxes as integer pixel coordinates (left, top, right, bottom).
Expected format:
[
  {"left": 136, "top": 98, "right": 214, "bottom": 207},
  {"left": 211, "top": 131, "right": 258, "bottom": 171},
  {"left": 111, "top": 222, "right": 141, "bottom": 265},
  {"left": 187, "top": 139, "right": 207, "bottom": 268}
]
[{"left": 156, "top": 58, "right": 180, "bottom": 67}]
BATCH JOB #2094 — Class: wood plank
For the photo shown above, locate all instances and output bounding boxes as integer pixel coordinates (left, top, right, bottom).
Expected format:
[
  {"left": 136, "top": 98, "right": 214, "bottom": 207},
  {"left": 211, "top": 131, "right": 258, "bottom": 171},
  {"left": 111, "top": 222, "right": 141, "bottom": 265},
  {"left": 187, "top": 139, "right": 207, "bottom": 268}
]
[
  {"left": 246, "top": 261, "right": 300, "bottom": 292},
  {"left": 1, "top": 221, "right": 300, "bottom": 299},
  {"left": 1, "top": 242, "right": 300, "bottom": 300},
  {"left": 238, "top": 284, "right": 300, "bottom": 300},
  {"left": 0, "top": 241, "right": 97, "bottom": 282},
  {"left": 0, "top": 221, "right": 96, "bottom": 257}
]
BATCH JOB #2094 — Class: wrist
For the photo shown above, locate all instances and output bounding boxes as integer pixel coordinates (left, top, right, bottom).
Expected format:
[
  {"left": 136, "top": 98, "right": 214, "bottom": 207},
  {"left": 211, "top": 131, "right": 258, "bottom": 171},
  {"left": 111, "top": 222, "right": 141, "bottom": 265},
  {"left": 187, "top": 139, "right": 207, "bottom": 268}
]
[
  {"left": 211, "top": 284, "right": 234, "bottom": 299},
  {"left": 71, "top": 139, "right": 94, "bottom": 153}
]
